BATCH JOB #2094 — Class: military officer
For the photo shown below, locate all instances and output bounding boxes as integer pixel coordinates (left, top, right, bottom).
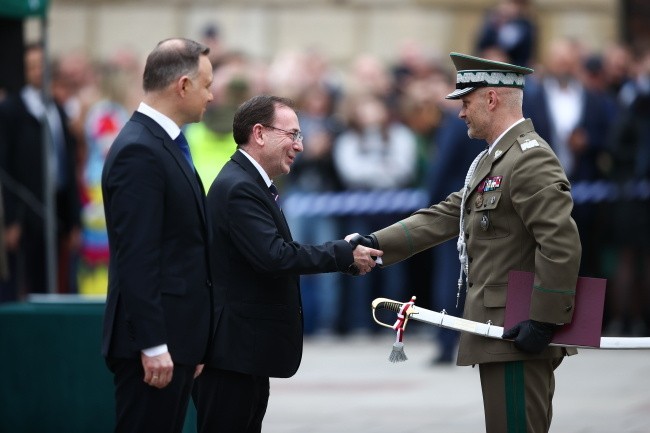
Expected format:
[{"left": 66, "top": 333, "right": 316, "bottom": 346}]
[{"left": 354, "top": 52, "right": 581, "bottom": 433}]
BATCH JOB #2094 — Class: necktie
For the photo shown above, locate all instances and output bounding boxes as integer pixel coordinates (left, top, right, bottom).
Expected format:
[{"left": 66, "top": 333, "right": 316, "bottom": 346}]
[
  {"left": 269, "top": 183, "right": 280, "bottom": 206},
  {"left": 174, "top": 131, "right": 194, "bottom": 169}
]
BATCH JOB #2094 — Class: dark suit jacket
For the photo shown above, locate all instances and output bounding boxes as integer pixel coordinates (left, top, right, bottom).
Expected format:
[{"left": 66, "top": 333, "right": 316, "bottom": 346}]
[
  {"left": 205, "top": 150, "right": 354, "bottom": 378},
  {"left": 523, "top": 77, "right": 616, "bottom": 182},
  {"left": 101, "top": 111, "right": 213, "bottom": 366},
  {"left": 0, "top": 92, "right": 80, "bottom": 234}
]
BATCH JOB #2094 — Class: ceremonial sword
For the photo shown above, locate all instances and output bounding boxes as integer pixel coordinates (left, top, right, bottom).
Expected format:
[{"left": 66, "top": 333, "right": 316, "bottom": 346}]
[{"left": 372, "top": 297, "right": 650, "bottom": 351}]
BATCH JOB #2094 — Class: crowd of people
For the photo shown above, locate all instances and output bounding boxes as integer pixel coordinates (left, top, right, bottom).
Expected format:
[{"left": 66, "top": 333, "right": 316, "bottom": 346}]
[{"left": 1, "top": 4, "right": 650, "bottom": 354}]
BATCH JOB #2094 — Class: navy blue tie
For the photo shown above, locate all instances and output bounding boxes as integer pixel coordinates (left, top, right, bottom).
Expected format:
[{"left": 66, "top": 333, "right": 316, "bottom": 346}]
[
  {"left": 174, "top": 131, "right": 194, "bottom": 169},
  {"left": 269, "top": 183, "right": 280, "bottom": 206}
]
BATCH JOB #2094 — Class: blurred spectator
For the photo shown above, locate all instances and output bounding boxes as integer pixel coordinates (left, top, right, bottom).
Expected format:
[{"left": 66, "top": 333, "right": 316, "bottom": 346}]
[
  {"left": 77, "top": 60, "right": 131, "bottom": 295},
  {"left": 0, "top": 42, "right": 81, "bottom": 299},
  {"left": 199, "top": 23, "right": 227, "bottom": 68},
  {"left": 392, "top": 40, "right": 441, "bottom": 86},
  {"left": 579, "top": 52, "right": 621, "bottom": 171},
  {"left": 288, "top": 85, "right": 343, "bottom": 193},
  {"left": 333, "top": 90, "right": 418, "bottom": 333},
  {"left": 284, "top": 83, "right": 345, "bottom": 335},
  {"left": 476, "top": 0, "right": 537, "bottom": 67},
  {"left": 334, "top": 91, "right": 417, "bottom": 190},
  {"left": 524, "top": 38, "right": 616, "bottom": 277},
  {"left": 50, "top": 50, "right": 101, "bottom": 293},
  {"left": 51, "top": 50, "right": 98, "bottom": 133},
  {"left": 390, "top": 40, "right": 442, "bottom": 110},
  {"left": 186, "top": 54, "right": 252, "bottom": 190},
  {"left": 103, "top": 48, "right": 145, "bottom": 113},
  {"left": 267, "top": 50, "right": 313, "bottom": 101},
  {"left": 603, "top": 42, "right": 634, "bottom": 97},
  {"left": 604, "top": 46, "right": 650, "bottom": 336},
  {"left": 397, "top": 71, "right": 448, "bottom": 186},
  {"left": 266, "top": 47, "right": 344, "bottom": 106},
  {"left": 346, "top": 54, "right": 394, "bottom": 104}
]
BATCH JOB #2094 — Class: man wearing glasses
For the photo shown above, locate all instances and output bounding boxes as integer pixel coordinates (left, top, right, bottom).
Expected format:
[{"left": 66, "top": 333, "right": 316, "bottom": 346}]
[{"left": 193, "top": 94, "right": 382, "bottom": 432}]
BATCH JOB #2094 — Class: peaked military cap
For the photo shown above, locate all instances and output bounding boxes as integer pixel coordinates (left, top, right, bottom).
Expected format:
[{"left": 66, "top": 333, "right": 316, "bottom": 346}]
[{"left": 445, "top": 52, "right": 534, "bottom": 99}]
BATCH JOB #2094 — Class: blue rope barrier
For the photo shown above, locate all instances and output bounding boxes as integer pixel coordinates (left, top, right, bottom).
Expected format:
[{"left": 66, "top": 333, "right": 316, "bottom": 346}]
[{"left": 283, "top": 179, "right": 650, "bottom": 217}]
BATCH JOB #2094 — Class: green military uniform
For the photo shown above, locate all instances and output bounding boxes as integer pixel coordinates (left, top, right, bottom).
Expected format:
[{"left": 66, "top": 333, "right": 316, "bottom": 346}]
[
  {"left": 372, "top": 53, "right": 582, "bottom": 433},
  {"left": 375, "top": 118, "right": 580, "bottom": 361}
]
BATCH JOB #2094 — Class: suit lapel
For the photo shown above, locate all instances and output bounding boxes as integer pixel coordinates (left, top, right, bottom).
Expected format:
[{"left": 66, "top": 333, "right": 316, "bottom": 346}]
[
  {"left": 231, "top": 151, "right": 293, "bottom": 239},
  {"left": 132, "top": 112, "right": 207, "bottom": 226},
  {"left": 166, "top": 137, "right": 208, "bottom": 227}
]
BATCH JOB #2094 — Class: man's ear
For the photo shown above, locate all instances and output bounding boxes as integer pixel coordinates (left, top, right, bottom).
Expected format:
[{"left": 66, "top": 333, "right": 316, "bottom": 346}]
[
  {"left": 487, "top": 89, "right": 498, "bottom": 111},
  {"left": 177, "top": 75, "right": 190, "bottom": 96},
  {"left": 252, "top": 124, "right": 265, "bottom": 144}
]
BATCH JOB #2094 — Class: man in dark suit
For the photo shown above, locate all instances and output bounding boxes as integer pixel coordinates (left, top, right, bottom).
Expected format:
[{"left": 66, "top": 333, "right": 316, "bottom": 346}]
[
  {"left": 193, "top": 95, "right": 382, "bottom": 433},
  {"left": 0, "top": 42, "right": 81, "bottom": 300},
  {"left": 101, "top": 38, "right": 215, "bottom": 433}
]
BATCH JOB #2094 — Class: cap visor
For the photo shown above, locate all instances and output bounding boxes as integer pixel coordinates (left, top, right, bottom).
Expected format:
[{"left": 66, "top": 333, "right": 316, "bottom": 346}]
[{"left": 445, "top": 87, "right": 475, "bottom": 100}]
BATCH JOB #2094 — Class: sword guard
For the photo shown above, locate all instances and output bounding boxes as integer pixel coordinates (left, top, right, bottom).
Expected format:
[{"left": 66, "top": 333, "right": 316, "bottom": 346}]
[{"left": 371, "top": 297, "right": 417, "bottom": 329}]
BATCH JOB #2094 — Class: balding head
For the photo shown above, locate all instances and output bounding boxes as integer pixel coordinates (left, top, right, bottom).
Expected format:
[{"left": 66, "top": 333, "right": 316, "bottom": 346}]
[{"left": 142, "top": 38, "right": 210, "bottom": 93}]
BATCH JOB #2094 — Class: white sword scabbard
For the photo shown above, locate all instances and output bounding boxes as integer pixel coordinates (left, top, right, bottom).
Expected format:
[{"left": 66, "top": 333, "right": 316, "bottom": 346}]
[{"left": 371, "top": 297, "right": 650, "bottom": 350}]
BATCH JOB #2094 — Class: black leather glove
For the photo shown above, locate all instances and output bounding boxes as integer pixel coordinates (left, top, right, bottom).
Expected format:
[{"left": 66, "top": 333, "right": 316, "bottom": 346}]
[
  {"left": 345, "top": 234, "right": 379, "bottom": 276},
  {"left": 348, "top": 234, "right": 379, "bottom": 250},
  {"left": 502, "top": 319, "right": 557, "bottom": 354}
]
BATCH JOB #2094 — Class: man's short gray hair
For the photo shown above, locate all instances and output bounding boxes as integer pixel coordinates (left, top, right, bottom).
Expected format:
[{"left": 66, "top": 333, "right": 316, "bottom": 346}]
[{"left": 142, "top": 38, "right": 210, "bottom": 93}]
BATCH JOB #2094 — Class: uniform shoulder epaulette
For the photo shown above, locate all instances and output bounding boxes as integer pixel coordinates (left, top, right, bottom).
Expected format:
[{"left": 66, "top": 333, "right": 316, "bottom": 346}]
[{"left": 516, "top": 134, "right": 540, "bottom": 152}]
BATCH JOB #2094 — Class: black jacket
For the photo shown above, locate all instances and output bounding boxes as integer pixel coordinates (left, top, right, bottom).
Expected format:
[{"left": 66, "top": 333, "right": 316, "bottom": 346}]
[{"left": 204, "top": 150, "right": 353, "bottom": 378}]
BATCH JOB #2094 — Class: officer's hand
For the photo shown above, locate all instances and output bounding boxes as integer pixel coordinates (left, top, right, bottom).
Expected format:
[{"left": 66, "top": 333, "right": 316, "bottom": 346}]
[
  {"left": 344, "top": 233, "right": 382, "bottom": 276},
  {"left": 502, "top": 319, "right": 557, "bottom": 354},
  {"left": 347, "top": 233, "right": 379, "bottom": 250}
]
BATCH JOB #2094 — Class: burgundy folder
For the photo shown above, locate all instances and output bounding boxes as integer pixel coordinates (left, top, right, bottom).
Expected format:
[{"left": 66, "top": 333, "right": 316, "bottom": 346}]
[{"left": 504, "top": 270, "right": 607, "bottom": 348}]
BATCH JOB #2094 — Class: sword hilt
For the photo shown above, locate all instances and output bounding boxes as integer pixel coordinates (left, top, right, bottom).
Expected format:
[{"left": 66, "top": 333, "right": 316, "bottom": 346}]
[{"left": 371, "top": 297, "right": 417, "bottom": 329}]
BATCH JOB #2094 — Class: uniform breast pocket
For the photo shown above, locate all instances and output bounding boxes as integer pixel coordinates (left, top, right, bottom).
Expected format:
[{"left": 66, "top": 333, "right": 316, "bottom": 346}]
[{"left": 473, "top": 191, "right": 510, "bottom": 239}]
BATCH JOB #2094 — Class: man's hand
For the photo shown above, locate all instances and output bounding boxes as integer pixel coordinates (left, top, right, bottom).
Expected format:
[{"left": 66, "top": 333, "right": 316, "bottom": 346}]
[
  {"left": 346, "top": 233, "right": 378, "bottom": 250},
  {"left": 502, "top": 319, "right": 557, "bottom": 354},
  {"left": 141, "top": 351, "right": 174, "bottom": 389},
  {"left": 345, "top": 233, "right": 383, "bottom": 275}
]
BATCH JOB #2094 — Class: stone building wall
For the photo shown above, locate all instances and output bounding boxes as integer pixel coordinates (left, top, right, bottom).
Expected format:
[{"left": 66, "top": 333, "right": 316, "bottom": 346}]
[{"left": 27, "top": 0, "right": 619, "bottom": 67}]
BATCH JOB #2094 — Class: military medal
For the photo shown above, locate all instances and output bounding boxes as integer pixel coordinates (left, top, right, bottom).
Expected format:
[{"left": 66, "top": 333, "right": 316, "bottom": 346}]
[
  {"left": 480, "top": 214, "right": 489, "bottom": 231},
  {"left": 483, "top": 176, "right": 502, "bottom": 191},
  {"left": 475, "top": 179, "right": 486, "bottom": 207}
]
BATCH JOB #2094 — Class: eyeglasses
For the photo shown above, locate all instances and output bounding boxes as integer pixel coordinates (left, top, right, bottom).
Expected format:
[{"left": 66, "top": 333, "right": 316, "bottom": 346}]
[{"left": 262, "top": 125, "right": 303, "bottom": 143}]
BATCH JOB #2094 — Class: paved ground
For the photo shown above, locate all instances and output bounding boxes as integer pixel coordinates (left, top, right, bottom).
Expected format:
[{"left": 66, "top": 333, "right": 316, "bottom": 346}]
[{"left": 263, "top": 332, "right": 650, "bottom": 433}]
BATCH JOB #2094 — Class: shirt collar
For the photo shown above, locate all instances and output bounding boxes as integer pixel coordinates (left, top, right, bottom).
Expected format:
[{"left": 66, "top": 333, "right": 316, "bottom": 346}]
[
  {"left": 238, "top": 148, "right": 273, "bottom": 188},
  {"left": 489, "top": 118, "right": 525, "bottom": 154},
  {"left": 21, "top": 85, "right": 45, "bottom": 118},
  {"left": 137, "top": 102, "right": 182, "bottom": 140}
]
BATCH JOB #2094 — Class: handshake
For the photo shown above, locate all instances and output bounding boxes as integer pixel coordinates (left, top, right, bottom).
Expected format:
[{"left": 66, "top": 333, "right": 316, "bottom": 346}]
[{"left": 344, "top": 233, "right": 383, "bottom": 276}]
